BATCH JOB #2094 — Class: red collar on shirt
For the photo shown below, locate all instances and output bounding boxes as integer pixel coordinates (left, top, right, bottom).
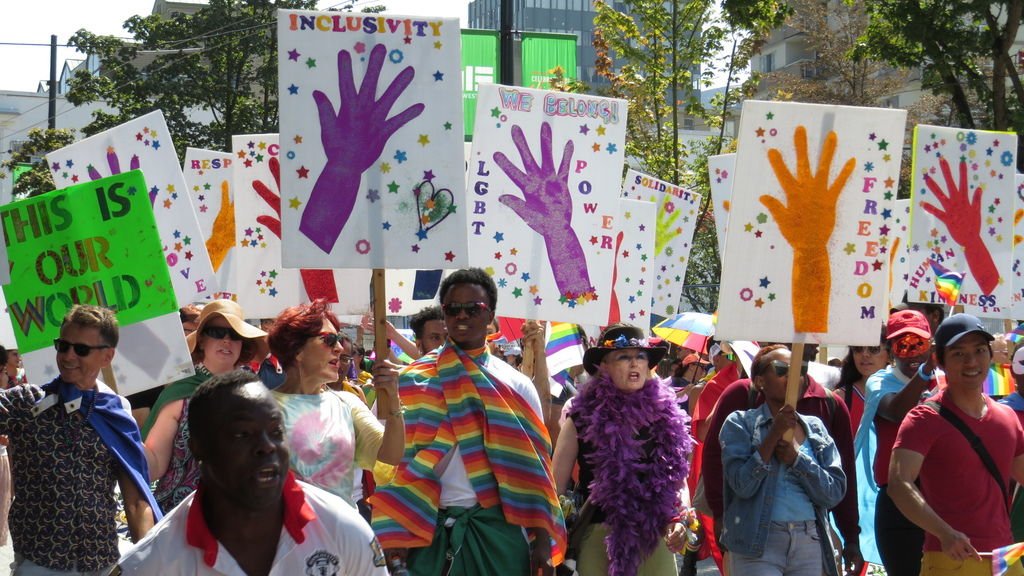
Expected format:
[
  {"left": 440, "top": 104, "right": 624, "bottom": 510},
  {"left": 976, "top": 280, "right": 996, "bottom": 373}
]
[{"left": 186, "top": 471, "right": 317, "bottom": 567}]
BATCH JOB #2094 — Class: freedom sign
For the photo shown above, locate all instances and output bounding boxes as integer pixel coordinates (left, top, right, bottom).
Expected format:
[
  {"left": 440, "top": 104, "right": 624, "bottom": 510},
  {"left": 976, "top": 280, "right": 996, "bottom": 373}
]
[{"left": 1, "top": 171, "right": 177, "bottom": 352}]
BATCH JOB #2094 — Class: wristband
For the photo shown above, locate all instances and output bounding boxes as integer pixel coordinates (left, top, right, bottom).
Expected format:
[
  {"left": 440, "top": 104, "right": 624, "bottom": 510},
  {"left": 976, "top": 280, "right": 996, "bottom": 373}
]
[
  {"left": 917, "top": 363, "right": 934, "bottom": 382},
  {"left": 388, "top": 405, "right": 407, "bottom": 418}
]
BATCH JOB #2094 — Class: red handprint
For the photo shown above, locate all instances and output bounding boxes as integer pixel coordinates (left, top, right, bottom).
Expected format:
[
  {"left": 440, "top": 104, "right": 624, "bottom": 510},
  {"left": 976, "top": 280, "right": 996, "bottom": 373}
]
[
  {"left": 252, "top": 156, "right": 339, "bottom": 302},
  {"left": 921, "top": 157, "right": 999, "bottom": 295}
]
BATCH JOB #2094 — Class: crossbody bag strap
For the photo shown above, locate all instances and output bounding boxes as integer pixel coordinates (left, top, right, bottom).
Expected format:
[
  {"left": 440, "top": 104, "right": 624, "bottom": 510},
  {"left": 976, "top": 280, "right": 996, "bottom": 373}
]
[{"left": 924, "top": 400, "right": 1009, "bottom": 512}]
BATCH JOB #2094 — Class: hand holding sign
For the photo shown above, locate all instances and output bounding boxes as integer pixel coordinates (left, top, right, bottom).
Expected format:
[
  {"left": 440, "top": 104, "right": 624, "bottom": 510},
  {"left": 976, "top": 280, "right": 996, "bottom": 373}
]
[
  {"left": 921, "top": 157, "right": 998, "bottom": 295},
  {"left": 301, "top": 43, "right": 425, "bottom": 253},
  {"left": 763, "top": 126, "right": 855, "bottom": 333},
  {"left": 494, "top": 122, "right": 593, "bottom": 300}
]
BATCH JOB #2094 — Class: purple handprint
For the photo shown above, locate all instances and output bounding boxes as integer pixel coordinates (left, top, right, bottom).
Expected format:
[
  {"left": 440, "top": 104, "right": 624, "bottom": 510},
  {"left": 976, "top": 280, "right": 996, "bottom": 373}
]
[
  {"left": 493, "top": 122, "right": 594, "bottom": 301},
  {"left": 300, "top": 43, "right": 425, "bottom": 253},
  {"left": 87, "top": 147, "right": 148, "bottom": 201}
]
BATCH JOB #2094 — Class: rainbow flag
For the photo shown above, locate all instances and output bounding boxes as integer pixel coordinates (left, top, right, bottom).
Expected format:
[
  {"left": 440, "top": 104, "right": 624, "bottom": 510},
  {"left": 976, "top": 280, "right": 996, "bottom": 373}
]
[
  {"left": 930, "top": 260, "right": 965, "bottom": 306},
  {"left": 546, "top": 322, "right": 585, "bottom": 374},
  {"left": 991, "top": 541, "right": 1024, "bottom": 575},
  {"left": 984, "top": 363, "right": 1014, "bottom": 397},
  {"left": 1008, "top": 324, "right": 1024, "bottom": 345}
]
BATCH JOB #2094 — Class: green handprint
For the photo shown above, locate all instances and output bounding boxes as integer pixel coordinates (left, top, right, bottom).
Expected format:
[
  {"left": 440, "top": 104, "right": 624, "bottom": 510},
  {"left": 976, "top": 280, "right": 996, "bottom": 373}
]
[{"left": 654, "top": 195, "right": 683, "bottom": 257}]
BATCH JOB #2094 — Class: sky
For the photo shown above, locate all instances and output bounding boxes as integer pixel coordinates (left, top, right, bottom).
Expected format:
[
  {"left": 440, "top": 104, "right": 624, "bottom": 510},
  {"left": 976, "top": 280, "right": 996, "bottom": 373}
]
[{"left": 0, "top": 0, "right": 472, "bottom": 93}]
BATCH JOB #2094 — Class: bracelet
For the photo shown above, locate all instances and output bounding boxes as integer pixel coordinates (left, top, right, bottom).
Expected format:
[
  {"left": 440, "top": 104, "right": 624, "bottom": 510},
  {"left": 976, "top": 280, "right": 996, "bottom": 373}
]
[
  {"left": 388, "top": 405, "right": 406, "bottom": 418},
  {"left": 917, "top": 363, "right": 934, "bottom": 382}
]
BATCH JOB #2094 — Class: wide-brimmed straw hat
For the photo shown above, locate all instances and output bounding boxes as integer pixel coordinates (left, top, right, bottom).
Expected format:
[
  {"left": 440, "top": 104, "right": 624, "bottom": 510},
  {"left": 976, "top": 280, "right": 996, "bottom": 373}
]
[
  {"left": 582, "top": 324, "right": 667, "bottom": 375},
  {"left": 186, "top": 299, "right": 269, "bottom": 360}
]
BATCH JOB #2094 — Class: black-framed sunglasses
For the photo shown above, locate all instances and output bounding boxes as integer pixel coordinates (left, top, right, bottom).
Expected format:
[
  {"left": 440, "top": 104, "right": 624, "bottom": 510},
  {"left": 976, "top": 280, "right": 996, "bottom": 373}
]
[
  {"left": 202, "top": 326, "right": 243, "bottom": 341},
  {"left": 442, "top": 301, "right": 491, "bottom": 318},
  {"left": 53, "top": 338, "right": 112, "bottom": 357},
  {"left": 770, "top": 359, "right": 790, "bottom": 377},
  {"left": 318, "top": 332, "right": 343, "bottom": 347}
]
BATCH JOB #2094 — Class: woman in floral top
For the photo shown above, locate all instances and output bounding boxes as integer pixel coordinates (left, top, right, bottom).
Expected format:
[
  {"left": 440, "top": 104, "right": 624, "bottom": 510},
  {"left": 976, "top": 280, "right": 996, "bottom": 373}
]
[
  {"left": 268, "top": 300, "right": 404, "bottom": 506},
  {"left": 142, "top": 300, "right": 268, "bottom": 512}
]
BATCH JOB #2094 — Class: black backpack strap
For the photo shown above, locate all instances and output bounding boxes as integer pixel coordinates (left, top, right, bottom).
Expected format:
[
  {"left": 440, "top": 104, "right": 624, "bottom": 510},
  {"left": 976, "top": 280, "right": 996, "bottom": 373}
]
[{"left": 923, "top": 400, "right": 1009, "bottom": 512}]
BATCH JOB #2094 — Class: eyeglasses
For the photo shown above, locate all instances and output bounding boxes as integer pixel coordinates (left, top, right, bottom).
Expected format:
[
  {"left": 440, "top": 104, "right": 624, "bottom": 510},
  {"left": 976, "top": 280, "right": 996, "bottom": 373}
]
[
  {"left": 201, "top": 326, "right": 243, "bottom": 341},
  {"left": 317, "top": 332, "right": 343, "bottom": 347},
  {"left": 442, "top": 301, "right": 491, "bottom": 318},
  {"left": 769, "top": 360, "right": 790, "bottom": 377},
  {"left": 893, "top": 334, "right": 930, "bottom": 359},
  {"left": 852, "top": 346, "right": 883, "bottom": 355},
  {"left": 337, "top": 355, "right": 353, "bottom": 363},
  {"left": 53, "top": 338, "right": 112, "bottom": 357}
]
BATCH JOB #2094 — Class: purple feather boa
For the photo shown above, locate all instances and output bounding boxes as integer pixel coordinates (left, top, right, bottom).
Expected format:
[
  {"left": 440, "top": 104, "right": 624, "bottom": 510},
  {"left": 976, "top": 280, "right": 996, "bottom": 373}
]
[{"left": 570, "top": 373, "right": 693, "bottom": 576}]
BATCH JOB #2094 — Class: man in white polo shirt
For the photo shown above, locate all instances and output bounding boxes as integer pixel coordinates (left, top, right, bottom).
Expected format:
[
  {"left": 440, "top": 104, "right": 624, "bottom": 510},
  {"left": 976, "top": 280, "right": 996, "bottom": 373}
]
[{"left": 117, "top": 370, "right": 388, "bottom": 576}]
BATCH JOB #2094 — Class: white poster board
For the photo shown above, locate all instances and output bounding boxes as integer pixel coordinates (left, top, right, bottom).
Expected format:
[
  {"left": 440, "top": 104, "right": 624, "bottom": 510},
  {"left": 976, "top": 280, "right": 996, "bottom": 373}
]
[
  {"left": 609, "top": 199, "right": 656, "bottom": 325},
  {"left": 183, "top": 148, "right": 237, "bottom": 300},
  {"left": 708, "top": 153, "right": 736, "bottom": 257}
]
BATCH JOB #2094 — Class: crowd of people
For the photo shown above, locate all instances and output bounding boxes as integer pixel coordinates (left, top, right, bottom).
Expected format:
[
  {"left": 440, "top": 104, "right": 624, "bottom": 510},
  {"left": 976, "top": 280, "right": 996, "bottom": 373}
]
[{"left": 0, "top": 268, "right": 1021, "bottom": 575}]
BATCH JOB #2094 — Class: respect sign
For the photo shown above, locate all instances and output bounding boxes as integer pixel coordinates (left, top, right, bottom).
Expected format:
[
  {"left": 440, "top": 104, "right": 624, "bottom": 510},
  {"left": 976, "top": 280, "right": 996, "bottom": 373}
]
[{"left": 1, "top": 171, "right": 177, "bottom": 352}]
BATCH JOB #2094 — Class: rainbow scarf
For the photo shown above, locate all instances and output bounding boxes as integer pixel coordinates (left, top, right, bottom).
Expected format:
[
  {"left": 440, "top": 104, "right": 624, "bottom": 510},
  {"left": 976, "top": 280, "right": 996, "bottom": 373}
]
[
  {"left": 985, "top": 363, "right": 1014, "bottom": 397},
  {"left": 370, "top": 342, "right": 566, "bottom": 564},
  {"left": 930, "top": 259, "right": 965, "bottom": 306},
  {"left": 992, "top": 541, "right": 1024, "bottom": 575}
]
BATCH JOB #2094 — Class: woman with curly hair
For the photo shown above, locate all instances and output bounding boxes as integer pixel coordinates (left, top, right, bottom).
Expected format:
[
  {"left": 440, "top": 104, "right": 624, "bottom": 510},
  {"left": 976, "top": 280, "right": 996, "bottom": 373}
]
[
  {"left": 552, "top": 324, "right": 693, "bottom": 575},
  {"left": 269, "top": 300, "right": 404, "bottom": 506}
]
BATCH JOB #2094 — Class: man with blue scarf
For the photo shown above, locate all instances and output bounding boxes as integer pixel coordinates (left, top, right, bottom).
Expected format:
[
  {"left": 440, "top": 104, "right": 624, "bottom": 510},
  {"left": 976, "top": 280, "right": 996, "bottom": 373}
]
[{"left": 0, "top": 305, "right": 159, "bottom": 575}]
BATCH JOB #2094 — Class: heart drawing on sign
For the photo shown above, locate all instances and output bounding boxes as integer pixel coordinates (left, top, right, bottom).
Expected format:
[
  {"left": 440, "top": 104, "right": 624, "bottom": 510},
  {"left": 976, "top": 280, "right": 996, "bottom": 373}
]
[{"left": 413, "top": 179, "right": 456, "bottom": 240}]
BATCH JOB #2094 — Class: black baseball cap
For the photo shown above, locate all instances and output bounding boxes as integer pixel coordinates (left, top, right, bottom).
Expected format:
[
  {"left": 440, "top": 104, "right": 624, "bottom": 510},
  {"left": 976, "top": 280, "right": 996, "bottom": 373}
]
[{"left": 933, "top": 313, "right": 994, "bottom": 348}]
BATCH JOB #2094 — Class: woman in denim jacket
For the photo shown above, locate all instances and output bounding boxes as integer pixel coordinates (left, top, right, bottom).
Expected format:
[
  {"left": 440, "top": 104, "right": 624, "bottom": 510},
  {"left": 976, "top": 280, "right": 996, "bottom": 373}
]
[{"left": 719, "top": 345, "right": 846, "bottom": 576}]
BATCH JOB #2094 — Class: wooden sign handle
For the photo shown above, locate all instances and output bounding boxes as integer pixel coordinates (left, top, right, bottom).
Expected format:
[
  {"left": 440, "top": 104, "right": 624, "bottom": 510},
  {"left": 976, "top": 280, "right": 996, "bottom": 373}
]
[
  {"left": 782, "top": 341, "right": 804, "bottom": 442},
  {"left": 101, "top": 366, "right": 117, "bottom": 394},
  {"left": 371, "top": 269, "right": 388, "bottom": 361}
]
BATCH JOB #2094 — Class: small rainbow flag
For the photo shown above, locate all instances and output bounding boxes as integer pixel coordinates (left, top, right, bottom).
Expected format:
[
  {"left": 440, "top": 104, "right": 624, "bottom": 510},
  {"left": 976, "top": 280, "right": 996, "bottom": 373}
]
[
  {"left": 991, "top": 541, "right": 1024, "bottom": 575},
  {"left": 1008, "top": 324, "right": 1024, "bottom": 345},
  {"left": 930, "top": 260, "right": 965, "bottom": 306},
  {"left": 546, "top": 322, "right": 585, "bottom": 375},
  {"left": 984, "top": 363, "right": 1014, "bottom": 397}
]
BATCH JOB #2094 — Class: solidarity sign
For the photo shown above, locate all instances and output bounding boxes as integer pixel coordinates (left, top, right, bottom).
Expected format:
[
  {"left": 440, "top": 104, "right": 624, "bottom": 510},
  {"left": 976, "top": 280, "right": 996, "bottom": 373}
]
[
  {"left": 1, "top": 171, "right": 176, "bottom": 352},
  {"left": 277, "top": 11, "right": 467, "bottom": 269},
  {"left": 717, "top": 101, "right": 907, "bottom": 345}
]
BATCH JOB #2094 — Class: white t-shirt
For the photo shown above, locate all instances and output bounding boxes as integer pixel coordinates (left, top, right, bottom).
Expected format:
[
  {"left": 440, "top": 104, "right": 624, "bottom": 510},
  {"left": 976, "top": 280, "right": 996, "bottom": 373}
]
[
  {"left": 117, "top": 480, "right": 388, "bottom": 576},
  {"left": 439, "top": 354, "right": 543, "bottom": 508}
]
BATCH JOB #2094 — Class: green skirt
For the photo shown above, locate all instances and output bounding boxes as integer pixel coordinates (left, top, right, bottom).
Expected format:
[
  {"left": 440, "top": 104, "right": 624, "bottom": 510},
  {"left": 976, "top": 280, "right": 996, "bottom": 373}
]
[{"left": 408, "top": 504, "right": 531, "bottom": 576}]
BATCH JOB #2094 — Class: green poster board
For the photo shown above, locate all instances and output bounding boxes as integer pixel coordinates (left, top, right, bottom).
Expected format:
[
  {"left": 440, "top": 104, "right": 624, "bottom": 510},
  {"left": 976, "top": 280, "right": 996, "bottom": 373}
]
[
  {"left": 1, "top": 170, "right": 177, "bottom": 352},
  {"left": 521, "top": 32, "right": 577, "bottom": 89},
  {"left": 461, "top": 29, "right": 500, "bottom": 139}
]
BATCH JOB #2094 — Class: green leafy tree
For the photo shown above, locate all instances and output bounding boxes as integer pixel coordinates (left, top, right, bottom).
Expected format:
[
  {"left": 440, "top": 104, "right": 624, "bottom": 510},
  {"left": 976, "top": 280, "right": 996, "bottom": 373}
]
[
  {"left": 67, "top": 0, "right": 318, "bottom": 158},
  {"left": 0, "top": 128, "right": 77, "bottom": 198},
  {"left": 858, "top": 0, "right": 1024, "bottom": 138}
]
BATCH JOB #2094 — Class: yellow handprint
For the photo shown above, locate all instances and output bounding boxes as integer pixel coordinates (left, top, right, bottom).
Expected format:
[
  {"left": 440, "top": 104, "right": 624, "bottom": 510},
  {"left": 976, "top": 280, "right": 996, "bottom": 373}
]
[
  {"left": 204, "top": 180, "right": 235, "bottom": 272},
  {"left": 654, "top": 195, "right": 682, "bottom": 257},
  {"left": 763, "top": 126, "right": 855, "bottom": 333}
]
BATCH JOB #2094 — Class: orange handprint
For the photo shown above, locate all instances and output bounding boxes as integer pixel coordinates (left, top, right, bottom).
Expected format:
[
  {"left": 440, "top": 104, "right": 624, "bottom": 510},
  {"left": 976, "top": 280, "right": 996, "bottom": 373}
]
[
  {"left": 205, "top": 180, "right": 235, "bottom": 272},
  {"left": 763, "top": 126, "right": 856, "bottom": 333}
]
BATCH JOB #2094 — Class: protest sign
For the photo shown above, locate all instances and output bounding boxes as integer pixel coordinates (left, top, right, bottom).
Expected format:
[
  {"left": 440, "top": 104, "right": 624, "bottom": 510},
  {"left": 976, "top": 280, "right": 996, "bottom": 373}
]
[
  {"left": 908, "top": 125, "right": 1016, "bottom": 317},
  {"left": 384, "top": 269, "right": 450, "bottom": 316},
  {"left": 0, "top": 171, "right": 176, "bottom": 353},
  {"left": 717, "top": 101, "right": 907, "bottom": 345},
  {"left": 620, "top": 170, "right": 701, "bottom": 317},
  {"left": 467, "top": 83, "right": 627, "bottom": 324},
  {"left": 886, "top": 199, "right": 912, "bottom": 307},
  {"left": 708, "top": 153, "right": 735, "bottom": 257},
  {"left": 46, "top": 111, "right": 217, "bottom": 303},
  {"left": 184, "top": 148, "right": 237, "bottom": 300},
  {"left": 608, "top": 198, "right": 655, "bottom": 325},
  {"left": 1011, "top": 175, "right": 1024, "bottom": 318},
  {"left": 232, "top": 134, "right": 371, "bottom": 319},
  {"left": 277, "top": 10, "right": 466, "bottom": 269}
]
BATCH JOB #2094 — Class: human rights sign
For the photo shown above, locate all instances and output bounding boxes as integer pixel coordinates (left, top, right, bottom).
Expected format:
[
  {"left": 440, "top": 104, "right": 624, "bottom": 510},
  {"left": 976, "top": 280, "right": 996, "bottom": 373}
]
[{"left": 1, "top": 171, "right": 177, "bottom": 352}]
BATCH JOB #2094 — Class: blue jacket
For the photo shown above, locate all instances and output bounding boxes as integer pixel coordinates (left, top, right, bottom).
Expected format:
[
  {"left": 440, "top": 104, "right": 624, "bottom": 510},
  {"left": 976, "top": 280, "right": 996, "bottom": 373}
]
[{"left": 719, "top": 404, "right": 846, "bottom": 576}]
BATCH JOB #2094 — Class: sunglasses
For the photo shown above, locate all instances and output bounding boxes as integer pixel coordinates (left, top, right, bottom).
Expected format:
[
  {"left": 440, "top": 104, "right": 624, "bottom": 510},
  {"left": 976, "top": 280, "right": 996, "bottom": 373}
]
[
  {"left": 442, "top": 301, "right": 491, "bottom": 318},
  {"left": 893, "top": 334, "right": 930, "bottom": 359},
  {"left": 201, "top": 326, "right": 243, "bottom": 341},
  {"left": 852, "top": 346, "right": 883, "bottom": 355},
  {"left": 769, "top": 359, "right": 790, "bottom": 377},
  {"left": 53, "top": 338, "right": 112, "bottom": 357},
  {"left": 317, "top": 332, "right": 343, "bottom": 347}
]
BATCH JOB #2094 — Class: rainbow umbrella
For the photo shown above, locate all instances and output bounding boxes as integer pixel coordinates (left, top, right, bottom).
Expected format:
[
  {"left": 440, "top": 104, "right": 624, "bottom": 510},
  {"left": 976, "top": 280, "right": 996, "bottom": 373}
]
[{"left": 653, "top": 312, "right": 715, "bottom": 352}]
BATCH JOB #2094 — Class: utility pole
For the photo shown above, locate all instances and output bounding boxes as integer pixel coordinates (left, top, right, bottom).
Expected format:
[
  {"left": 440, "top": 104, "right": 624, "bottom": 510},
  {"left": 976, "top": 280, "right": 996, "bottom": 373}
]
[
  {"left": 499, "top": 0, "right": 514, "bottom": 85},
  {"left": 48, "top": 34, "right": 57, "bottom": 129}
]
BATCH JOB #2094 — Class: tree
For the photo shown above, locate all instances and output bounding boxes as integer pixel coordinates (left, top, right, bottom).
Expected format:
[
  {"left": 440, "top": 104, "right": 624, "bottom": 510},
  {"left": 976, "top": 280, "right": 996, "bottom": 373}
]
[
  {"left": 0, "top": 128, "right": 77, "bottom": 198},
  {"left": 67, "top": 0, "right": 318, "bottom": 158},
  {"left": 859, "top": 0, "right": 1024, "bottom": 138}
]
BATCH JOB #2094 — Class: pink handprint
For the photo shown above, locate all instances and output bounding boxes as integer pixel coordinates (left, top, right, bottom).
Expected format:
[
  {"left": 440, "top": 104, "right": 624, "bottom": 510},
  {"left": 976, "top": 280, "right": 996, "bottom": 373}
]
[
  {"left": 493, "top": 122, "right": 594, "bottom": 301},
  {"left": 301, "top": 43, "right": 425, "bottom": 253},
  {"left": 921, "top": 157, "right": 999, "bottom": 295},
  {"left": 253, "top": 157, "right": 339, "bottom": 302}
]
